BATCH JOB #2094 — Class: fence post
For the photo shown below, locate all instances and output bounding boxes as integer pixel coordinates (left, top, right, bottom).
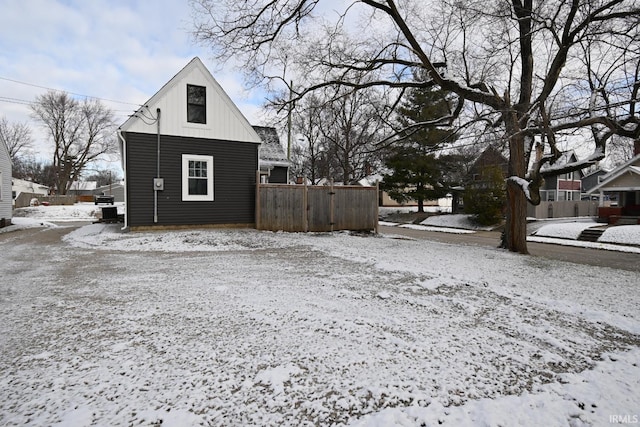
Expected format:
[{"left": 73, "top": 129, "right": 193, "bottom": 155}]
[
  {"left": 255, "top": 170, "right": 261, "bottom": 230},
  {"left": 375, "top": 182, "right": 380, "bottom": 234},
  {"left": 330, "top": 179, "right": 335, "bottom": 232},
  {"left": 303, "top": 181, "right": 308, "bottom": 232}
]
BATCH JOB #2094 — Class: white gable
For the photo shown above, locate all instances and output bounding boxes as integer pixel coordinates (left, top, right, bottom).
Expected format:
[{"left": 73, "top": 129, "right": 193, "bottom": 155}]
[{"left": 120, "top": 57, "right": 261, "bottom": 144}]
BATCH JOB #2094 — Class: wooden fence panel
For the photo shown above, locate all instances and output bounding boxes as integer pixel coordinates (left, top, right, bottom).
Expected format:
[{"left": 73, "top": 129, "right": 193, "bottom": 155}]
[
  {"left": 333, "top": 186, "right": 378, "bottom": 231},
  {"left": 257, "top": 185, "right": 307, "bottom": 232},
  {"left": 307, "top": 186, "right": 332, "bottom": 232},
  {"left": 256, "top": 184, "right": 378, "bottom": 232}
]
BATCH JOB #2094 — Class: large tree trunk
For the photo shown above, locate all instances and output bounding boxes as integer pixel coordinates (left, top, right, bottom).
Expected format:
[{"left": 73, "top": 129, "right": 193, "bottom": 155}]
[
  {"left": 501, "top": 116, "right": 529, "bottom": 254},
  {"left": 503, "top": 181, "right": 529, "bottom": 254}
]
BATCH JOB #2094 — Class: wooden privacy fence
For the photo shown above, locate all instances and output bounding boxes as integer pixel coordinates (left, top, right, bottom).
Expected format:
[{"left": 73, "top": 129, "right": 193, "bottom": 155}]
[{"left": 256, "top": 182, "right": 379, "bottom": 232}]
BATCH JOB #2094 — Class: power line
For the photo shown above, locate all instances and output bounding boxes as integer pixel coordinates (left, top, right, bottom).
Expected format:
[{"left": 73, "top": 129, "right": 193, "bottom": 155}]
[{"left": 0, "top": 76, "right": 142, "bottom": 107}]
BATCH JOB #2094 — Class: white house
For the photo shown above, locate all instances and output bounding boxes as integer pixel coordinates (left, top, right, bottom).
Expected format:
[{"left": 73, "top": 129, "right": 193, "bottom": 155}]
[
  {"left": 12, "top": 178, "right": 49, "bottom": 199},
  {"left": 0, "top": 139, "right": 12, "bottom": 225}
]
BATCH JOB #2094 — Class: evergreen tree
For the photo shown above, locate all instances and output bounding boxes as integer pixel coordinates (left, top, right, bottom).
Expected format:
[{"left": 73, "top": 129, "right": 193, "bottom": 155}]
[{"left": 381, "top": 83, "right": 457, "bottom": 212}]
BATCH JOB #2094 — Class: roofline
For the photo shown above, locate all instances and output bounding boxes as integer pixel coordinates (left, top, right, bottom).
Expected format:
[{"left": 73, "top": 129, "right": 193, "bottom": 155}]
[
  {"left": 587, "top": 163, "right": 640, "bottom": 194},
  {"left": 119, "top": 57, "right": 261, "bottom": 144}
]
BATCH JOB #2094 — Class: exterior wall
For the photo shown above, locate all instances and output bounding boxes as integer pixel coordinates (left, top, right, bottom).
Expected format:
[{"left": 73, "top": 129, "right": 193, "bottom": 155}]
[
  {"left": 0, "top": 143, "right": 11, "bottom": 221},
  {"left": 604, "top": 172, "right": 640, "bottom": 189},
  {"left": 122, "top": 59, "right": 260, "bottom": 144},
  {"left": 125, "top": 132, "right": 258, "bottom": 227},
  {"left": 268, "top": 166, "right": 288, "bottom": 184},
  {"left": 582, "top": 170, "right": 606, "bottom": 193}
]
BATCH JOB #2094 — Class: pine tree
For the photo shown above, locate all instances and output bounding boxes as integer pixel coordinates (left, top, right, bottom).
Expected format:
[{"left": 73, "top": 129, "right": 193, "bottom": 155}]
[{"left": 381, "top": 83, "right": 457, "bottom": 212}]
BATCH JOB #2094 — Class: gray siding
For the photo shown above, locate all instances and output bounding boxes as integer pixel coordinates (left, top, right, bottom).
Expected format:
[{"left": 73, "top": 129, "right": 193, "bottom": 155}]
[
  {"left": 268, "top": 166, "right": 289, "bottom": 184},
  {"left": 125, "top": 132, "right": 258, "bottom": 227}
]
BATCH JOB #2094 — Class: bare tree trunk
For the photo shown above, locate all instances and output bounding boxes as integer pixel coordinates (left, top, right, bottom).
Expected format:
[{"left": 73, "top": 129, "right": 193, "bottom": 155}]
[
  {"left": 504, "top": 181, "right": 529, "bottom": 254},
  {"left": 502, "top": 115, "right": 529, "bottom": 254}
]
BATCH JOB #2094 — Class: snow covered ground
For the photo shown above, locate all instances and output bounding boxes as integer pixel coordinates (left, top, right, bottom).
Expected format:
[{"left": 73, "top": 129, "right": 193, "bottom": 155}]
[{"left": 1, "top": 204, "right": 639, "bottom": 426}]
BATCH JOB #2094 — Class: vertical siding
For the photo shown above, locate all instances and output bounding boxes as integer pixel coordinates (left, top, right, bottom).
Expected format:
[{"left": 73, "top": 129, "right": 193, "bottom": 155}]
[
  {"left": 125, "top": 132, "right": 258, "bottom": 227},
  {"left": 122, "top": 60, "right": 261, "bottom": 144},
  {"left": 0, "top": 145, "right": 11, "bottom": 220}
]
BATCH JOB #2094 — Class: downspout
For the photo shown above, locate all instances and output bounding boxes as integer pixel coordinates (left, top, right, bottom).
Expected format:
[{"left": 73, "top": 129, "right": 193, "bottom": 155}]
[
  {"left": 117, "top": 129, "right": 128, "bottom": 231},
  {"left": 154, "top": 108, "right": 161, "bottom": 223}
]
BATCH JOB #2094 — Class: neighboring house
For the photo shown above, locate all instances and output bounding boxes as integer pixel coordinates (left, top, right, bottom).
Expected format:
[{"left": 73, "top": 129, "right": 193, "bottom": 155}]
[
  {"left": 12, "top": 178, "right": 49, "bottom": 199},
  {"left": 588, "top": 151, "right": 640, "bottom": 224},
  {"left": 253, "top": 126, "right": 290, "bottom": 183},
  {"left": 118, "top": 57, "right": 262, "bottom": 229},
  {"left": 93, "top": 181, "right": 125, "bottom": 203},
  {"left": 466, "top": 145, "right": 509, "bottom": 186},
  {"left": 0, "top": 139, "right": 11, "bottom": 226},
  {"left": 67, "top": 181, "right": 97, "bottom": 196},
  {"left": 581, "top": 167, "right": 608, "bottom": 197},
  {"left": 539, "top": 151, "right": 583, "bottom": 201}
]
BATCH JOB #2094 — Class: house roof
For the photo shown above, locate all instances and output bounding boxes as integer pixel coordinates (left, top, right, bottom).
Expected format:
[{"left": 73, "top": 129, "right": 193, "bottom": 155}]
[
  {"left": 253, "top": 126, "right": 291, "bottom": 168},
  {"left": 587, "top": 153, "right": 640, "bottom": 193},
  {"left": 540, "top": 150, "right": 584, "bottom": 176},
  {"left": 119, "top": 57, "right": 261, "bottom": 144},
  {"left": 69, "top": 181, "right": 97, "bottom": 191}
]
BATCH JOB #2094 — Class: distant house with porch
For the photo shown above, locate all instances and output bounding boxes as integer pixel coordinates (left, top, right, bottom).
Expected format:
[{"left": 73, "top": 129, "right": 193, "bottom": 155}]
[
  {"left": 588, "top": 151, "right": 640, "bottom": 225},
  {"left": 0, "top": 139, "right": 11, "bottom": 226}
]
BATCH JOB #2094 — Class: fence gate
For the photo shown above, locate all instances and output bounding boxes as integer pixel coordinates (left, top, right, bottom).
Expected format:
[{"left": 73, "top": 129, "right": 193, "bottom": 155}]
[{"left": 256, "top": 182, "right": 378, "bottom": 233}]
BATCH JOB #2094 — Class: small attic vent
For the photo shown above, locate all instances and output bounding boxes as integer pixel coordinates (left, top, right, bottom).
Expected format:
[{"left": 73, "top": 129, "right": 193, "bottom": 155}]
[{"left": 187, "top": 84, "right": 206, "bottom": 124}]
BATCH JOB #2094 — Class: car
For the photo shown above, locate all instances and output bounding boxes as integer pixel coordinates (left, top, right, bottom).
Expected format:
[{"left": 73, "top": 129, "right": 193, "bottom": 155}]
[{"left": 94, "top": 194, "right": 115, "bottom": 205}]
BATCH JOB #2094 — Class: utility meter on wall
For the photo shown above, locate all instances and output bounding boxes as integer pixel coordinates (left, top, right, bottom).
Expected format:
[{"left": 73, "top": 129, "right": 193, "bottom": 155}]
[{"left": 153, "top": 178, "right": 164, "bottom": 191}]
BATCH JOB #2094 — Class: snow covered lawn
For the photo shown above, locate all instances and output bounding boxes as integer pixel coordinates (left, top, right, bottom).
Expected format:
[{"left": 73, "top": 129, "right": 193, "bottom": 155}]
[{"left": 1, "top": 206, "right": 639, "bottom": 426}]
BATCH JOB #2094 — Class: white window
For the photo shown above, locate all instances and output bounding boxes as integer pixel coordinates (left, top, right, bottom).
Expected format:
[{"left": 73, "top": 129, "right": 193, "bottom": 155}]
[
  {"left": 547, "top": 190, "right": 555, "bottom": 201},
  {"left": 182, "top": 154, "right": 214, "bottom": 201}
]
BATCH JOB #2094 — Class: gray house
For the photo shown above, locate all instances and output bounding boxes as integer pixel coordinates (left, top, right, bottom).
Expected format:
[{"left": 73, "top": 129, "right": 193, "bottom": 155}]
[
  {"left": 0, "top": 138, "right": 11, "bottom": 226},
  {"left": 118, "top": 57, "right": 262, "bottom": 230},
  {"left": 254, "top": 126, "right": 290, "bottom": 183}
]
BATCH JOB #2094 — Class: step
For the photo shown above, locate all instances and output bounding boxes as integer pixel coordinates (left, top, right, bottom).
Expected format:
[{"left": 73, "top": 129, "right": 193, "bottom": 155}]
[{"left": 578, "top": 228, "right": 605, "bottom": 242}]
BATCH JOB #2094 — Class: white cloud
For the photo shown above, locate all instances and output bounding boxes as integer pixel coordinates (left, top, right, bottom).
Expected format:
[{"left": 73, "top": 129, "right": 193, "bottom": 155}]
[{"left": 0, "top": 0, "right": 269, "bottom": 162}]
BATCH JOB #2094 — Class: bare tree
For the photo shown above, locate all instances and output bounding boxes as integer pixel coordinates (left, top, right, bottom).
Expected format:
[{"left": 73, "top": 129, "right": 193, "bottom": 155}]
[
  {"left": 30, "top": 91, "right": 116, "bottom": 195},
  {"left": 291, "top": 86, "right": 388, "bottom": 183},
  {"left": 292, "top": 94, "right": 328, "bottom": 184},
  {"left": 192, "top": 0, "right": 640, "bottom": 253},
  {"left": 0, "top": 116, "right": 33, "bottom": 163}
]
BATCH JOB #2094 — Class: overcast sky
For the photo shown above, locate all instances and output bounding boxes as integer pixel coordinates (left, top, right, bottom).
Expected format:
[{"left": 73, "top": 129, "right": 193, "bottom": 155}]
[{"left": 0, "top": 0, "right": 267, "bottom": 166}]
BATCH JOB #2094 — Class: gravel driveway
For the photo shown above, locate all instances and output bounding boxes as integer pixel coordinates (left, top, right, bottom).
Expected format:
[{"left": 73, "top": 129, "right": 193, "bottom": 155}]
[{"left": 1, "top": 224, "right": 639, "bottom": 426}]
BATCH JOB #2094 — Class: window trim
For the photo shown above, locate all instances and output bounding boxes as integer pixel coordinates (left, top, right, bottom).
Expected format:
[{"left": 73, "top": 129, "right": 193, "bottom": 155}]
[
  {"left": 186, "top": 84, "right": 207, "bottom": 124},
  {"left": 182, "top": 154, "right": 214, "bottom": 201}
]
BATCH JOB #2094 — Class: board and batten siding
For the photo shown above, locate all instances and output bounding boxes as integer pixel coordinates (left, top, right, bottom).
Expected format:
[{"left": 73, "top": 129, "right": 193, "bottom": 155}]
[
  {"left": 121, "top": 59, "right": 261, "bottom": 144},
  {"left": 0, "top": 142, "right": 12, "bottom": 221},
  {"left": 125, "top": 132, "right": 258, "bottom": 228}
]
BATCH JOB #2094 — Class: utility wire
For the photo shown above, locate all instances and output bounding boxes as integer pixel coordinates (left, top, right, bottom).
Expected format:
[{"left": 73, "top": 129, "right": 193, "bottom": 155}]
[{"left": 0, "top": 76, "right": 142, "bottom": 106}]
